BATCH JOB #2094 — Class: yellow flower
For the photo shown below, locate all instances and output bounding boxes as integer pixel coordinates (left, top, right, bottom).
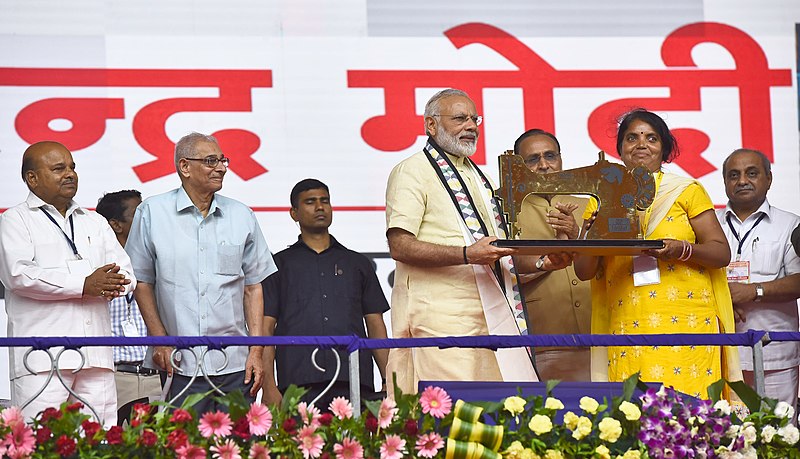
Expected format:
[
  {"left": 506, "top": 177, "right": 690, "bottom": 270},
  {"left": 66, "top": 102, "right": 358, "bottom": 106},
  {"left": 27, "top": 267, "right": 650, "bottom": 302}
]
[
  {"left": 504, "top": 441, "right": 525, "bottom": 459},
  {"left": 598, "top": 417, "right": 623, "bottom": 443},
  {"left": 579, "top": 396, "right": 600, "bottom": 414},
  {"left": 520, "top": 448, "right": 540, "bottom": 459},
  {"left": 528, "top": 414, "right": 553, "bottom": 435},
  {"left": 543, "top": 450, "right": 564, "bottom": 459},
  {"left": 504, "top": 396, "right": 527, "bottom": 416},
  {"left": 595, "top": 445, "right": 610, "bottom": 459},
  {"left": 544, "top": 397, "right": 564, "bottom": 410},
  {"left": 620, "top": 450, "right": 641, "bottom": 459},
  {"left": 619, "top": 401, "right": 641, "bottom": 421},
  {"left": 572, "top": 416, "right": 592, "bottom": 440},
  {"left": 563, "top": 411, "right": 579, "bottom": 430}
]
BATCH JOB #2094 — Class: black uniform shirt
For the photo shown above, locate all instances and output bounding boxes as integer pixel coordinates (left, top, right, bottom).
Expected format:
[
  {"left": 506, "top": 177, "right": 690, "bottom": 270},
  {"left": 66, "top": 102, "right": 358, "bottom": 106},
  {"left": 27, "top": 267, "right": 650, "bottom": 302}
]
[{"left": 263, "top": 236, "right": 389, "bottom": 390}]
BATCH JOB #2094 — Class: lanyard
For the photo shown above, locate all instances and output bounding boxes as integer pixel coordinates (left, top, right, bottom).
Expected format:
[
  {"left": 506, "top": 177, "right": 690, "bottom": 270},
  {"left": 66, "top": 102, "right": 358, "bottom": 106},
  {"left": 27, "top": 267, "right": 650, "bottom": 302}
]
[
  {"left": 125, "top": 293, "right": 135, "bottom": 321},
  {"left": 40, "top": 208, "right": 81, "bottom": 259},
  {"left": 726, "top": 213, "right": 766, "bottom": 260}
]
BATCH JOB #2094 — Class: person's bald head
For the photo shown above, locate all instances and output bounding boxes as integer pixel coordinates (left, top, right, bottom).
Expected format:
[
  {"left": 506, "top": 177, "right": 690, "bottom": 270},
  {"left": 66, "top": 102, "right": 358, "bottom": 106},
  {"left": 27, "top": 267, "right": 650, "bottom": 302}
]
[
  {"left": 22, "top": 141, "right": 67, "bottom": 181},
  {"left": 21, "top": 141, "right": 78, "bottom": 213}
]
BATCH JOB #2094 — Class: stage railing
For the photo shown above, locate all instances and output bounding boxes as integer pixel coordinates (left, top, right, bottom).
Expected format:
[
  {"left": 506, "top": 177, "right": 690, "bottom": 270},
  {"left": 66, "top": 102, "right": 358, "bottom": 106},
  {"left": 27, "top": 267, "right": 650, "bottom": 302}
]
[{"left": 1, "top": 330, "right": 799, "bottom": 424}]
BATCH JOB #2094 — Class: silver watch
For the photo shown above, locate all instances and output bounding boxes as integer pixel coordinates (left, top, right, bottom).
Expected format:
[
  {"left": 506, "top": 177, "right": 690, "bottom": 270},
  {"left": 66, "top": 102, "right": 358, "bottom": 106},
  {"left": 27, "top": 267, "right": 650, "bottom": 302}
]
[
  {"left": 754, "top": 284, "right": 764, "bottom": 302},
  {"left": 535, "top": 256, "right": 546, "bottom": 271}
]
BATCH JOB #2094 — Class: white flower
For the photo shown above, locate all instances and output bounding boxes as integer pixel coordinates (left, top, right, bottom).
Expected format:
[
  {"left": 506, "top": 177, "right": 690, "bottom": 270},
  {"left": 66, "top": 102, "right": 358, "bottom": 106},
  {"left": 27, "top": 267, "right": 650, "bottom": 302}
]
[
  {"left": 774, "top": 401, "right": 795, "bottom": 420},
  {"left": 777, "top": 424, "right": 800, "bottom": 445},
  {"left": 713, "top": 399, "right": 732, "bottom": 416},
  {"left": 760, "top": 425, "right": 776, "bottom": 443},
  {"left": 740, "top": 446, "right": 756, "bottom": 459},
  {"left": 725, "top": 425, "right": 741, "bottom": 439},
  {"left": 742, "top": 424, "right": 757, "bottom": 445}
]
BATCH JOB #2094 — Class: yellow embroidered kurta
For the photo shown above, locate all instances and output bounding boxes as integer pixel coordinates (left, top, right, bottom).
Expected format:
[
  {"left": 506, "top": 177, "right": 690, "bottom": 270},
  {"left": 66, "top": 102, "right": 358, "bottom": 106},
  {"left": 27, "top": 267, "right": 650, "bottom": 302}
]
[{"left": 588, "top": 181, "right": 725, "bottom": 398}]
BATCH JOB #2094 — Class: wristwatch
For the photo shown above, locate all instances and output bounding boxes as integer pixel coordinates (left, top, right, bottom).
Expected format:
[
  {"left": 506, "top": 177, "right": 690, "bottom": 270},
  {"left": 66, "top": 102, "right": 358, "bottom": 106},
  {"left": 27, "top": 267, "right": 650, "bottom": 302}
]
[
  {"left": 754, "top": 284, "right": 764, "bottom": 302},
  {"left": 535, "top": 256, "right": 546, "bottom": 271}
]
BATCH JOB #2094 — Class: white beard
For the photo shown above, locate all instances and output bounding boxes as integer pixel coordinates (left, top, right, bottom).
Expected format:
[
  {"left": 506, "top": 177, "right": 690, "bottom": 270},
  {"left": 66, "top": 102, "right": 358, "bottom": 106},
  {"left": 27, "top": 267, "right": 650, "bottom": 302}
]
[{"left": 434, "top": 128, "right": 477, "bottom": 158}]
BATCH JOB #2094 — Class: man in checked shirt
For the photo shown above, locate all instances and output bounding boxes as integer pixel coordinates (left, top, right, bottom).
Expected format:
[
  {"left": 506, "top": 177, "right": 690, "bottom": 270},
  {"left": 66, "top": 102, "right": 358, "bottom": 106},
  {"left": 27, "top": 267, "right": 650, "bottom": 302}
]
[{"left": 97, "top": 190, "right": 161, "bottom": 425}]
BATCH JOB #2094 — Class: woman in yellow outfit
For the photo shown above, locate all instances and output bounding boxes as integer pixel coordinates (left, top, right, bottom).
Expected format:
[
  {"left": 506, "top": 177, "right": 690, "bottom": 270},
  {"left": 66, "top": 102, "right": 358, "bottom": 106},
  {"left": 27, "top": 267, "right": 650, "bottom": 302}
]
[{"left": 574, "top": 109, "right": 741, "bottom": 398}]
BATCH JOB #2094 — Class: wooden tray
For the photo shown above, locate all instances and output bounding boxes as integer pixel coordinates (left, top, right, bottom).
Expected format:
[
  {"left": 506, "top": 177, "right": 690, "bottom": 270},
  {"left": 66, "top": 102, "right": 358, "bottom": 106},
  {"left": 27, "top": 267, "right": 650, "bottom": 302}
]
[{"left": 491, "top": 239, "right": 664, "bottom": 256}]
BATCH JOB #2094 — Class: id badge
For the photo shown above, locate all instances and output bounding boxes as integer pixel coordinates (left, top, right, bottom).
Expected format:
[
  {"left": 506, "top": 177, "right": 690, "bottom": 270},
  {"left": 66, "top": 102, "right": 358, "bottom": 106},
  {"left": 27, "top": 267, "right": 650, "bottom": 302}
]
[
  {"left": 632, "top": 255, "right": 660, "bottom": 287},
  {"left": 121, "top": 319, "right": 141, "bottom": 337},
  {"left": 726, "top": 260, "right": 750, "bottom": 283},
  {"left": 67, "top": 259, "right": 92, "bottom": 276}
]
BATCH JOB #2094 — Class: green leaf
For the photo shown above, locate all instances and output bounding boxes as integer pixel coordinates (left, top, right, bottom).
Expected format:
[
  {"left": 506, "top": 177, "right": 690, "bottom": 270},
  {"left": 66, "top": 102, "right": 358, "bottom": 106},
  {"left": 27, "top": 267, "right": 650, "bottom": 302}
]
[
  {"left": 281, "top": 385, "right": 308, "bottom": 412},
  {"left": 363, "top": 398, "right": 383, "bottom": 417},
  {"left": 705, "top": 378, "right": 726, "bottom": 402},
  {"left": 726, "top": 379, "right": 763, "bottom": 414},
  {"left": 621, "top": 372, "right": 640, "bottom": 402},
  {"left": 214, "top": 389, "right": 250, "bottom": 419},
  {"left": 545, "top": 379, "right": 561, "bottom": 394},
  {"left": 179, "top": 390, "right": 214, "bottom": 411}
]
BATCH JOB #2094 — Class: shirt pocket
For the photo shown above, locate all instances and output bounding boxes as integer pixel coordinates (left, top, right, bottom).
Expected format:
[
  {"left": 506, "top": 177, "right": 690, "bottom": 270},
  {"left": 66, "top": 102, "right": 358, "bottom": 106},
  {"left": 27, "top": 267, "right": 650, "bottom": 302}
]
[
  {"left": 215, "top": 243, "right": 243, "bottom": 275},
  {"left": 752, "top": 240, "right": 782, "bottom": 276},
  {"left": 34, "top": 242, "right": 68, "bottom": 268}
]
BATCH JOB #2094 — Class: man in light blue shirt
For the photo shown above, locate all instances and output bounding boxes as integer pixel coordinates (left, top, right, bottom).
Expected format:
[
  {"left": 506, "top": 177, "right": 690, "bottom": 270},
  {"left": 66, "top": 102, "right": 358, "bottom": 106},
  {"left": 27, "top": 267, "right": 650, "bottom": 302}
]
[{"left": 125, "top": 132, "right": 276, "bottom": 413}]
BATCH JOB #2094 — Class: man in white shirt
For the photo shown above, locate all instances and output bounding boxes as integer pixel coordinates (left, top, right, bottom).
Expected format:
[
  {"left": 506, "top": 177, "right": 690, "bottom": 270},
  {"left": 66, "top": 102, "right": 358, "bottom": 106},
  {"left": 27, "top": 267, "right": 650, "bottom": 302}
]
[
  {"left": 0, "top": 141, "right": 135, "bottom": 426},
  {"left": 717, "top": 148, "right": 800, "bottom": 409}
]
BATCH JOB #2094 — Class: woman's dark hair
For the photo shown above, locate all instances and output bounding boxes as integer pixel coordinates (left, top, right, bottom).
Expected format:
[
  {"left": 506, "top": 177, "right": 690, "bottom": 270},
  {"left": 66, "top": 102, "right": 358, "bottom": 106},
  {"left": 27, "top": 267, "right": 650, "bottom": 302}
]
[{"left": 616, "top": 109, "right": 680, "bottom": 164}]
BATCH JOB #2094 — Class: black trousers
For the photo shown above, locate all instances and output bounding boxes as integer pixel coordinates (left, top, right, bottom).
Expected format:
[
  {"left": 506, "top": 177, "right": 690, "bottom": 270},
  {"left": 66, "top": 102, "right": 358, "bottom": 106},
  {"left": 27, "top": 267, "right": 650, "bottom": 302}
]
[{"left": 162, "top": 371, "right": 255, "bottom": 415}]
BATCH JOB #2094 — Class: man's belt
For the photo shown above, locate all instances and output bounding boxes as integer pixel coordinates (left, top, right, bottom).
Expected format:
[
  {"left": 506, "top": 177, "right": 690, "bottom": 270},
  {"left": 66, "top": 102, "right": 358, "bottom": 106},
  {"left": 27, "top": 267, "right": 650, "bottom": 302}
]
[{"left": 115, "top": 362, "right": 159, "bottom": 376}]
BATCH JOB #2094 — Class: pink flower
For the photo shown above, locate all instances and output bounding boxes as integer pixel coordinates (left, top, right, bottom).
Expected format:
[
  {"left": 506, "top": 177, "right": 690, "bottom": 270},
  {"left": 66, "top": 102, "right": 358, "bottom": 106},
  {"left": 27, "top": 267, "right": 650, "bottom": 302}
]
[
  {"left": 177, "top": 444, "right": 208, "bottom": 459},
  {"left": 248, "top": 442, "right": 270, "bottom": 459},
  {"left": 246, "top": 402, "right": 272, "bottom": 436},
  {"left": 5, "top": 422, "right": 36, "bottom": 459},
  {"left": 296, "top": 425, "right": 324, "bottom": 459},
  {"left": 329, "top": 397, "right": 354, "bottom": 420},
  {"left": 333, "top": 437, "right": 364, "bottom": 459},
  {"left": 419, "top": 386, "right": 452, "bottom": 418},
  {"left": 377, "top": 398, "right": 398, "bottom": 429},
  {"left": 199, "top": 411, "right": 233, "bottom": 438},
  {"left": 379, "top": 434, "right": 406, "bottom": 459},
  {"left": 298, "top": 402, "right": 322, "bottom": 428},
  {"left": 1, "top": 407, "right": 24, "bottom": 429},
  {"left": 211, "top": 439, "right": 242, "bottom": 459},
  {"left": 415, "top": 432, "right": 445, "bottom": 458}
]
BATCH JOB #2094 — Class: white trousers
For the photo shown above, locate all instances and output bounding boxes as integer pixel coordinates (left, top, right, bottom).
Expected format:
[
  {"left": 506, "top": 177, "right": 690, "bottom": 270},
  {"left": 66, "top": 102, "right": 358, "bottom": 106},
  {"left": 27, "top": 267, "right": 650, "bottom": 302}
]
[{"left": 12, "top": 368, "right": 117, "bottom": 428}]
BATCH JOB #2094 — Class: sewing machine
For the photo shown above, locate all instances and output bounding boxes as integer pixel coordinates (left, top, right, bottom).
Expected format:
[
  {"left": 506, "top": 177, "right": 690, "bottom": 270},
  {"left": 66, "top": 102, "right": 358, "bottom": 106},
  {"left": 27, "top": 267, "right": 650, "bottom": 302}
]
[{"left": 495, "top": 151, "right": 657, "bottom": 244}]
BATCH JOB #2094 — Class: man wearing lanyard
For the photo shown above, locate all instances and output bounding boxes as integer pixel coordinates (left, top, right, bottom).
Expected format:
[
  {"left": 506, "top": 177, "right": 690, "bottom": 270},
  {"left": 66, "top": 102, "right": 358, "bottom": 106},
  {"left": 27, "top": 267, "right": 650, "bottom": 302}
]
[
  {"left": 0, "top": 141, "right": 135, "bottom": 426},
  {"left": 717, "top": 148, "right": 800, "bottom": 409},
  {"left": 96, "top": 190, "right": 161, "bottom": 425}
]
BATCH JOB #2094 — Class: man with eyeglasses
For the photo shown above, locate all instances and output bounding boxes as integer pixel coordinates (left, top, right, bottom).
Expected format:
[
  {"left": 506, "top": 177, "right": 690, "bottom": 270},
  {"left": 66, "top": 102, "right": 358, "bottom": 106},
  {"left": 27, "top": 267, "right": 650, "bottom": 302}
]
[
  {"left": 125, "top": 132, "right": 276, "bottom": 414},
  {"left": 513, "top": 129, "right": 592, "bottom": 381},
  {"left": 385, "top": 89, "right": 569, "bottom": 395}
]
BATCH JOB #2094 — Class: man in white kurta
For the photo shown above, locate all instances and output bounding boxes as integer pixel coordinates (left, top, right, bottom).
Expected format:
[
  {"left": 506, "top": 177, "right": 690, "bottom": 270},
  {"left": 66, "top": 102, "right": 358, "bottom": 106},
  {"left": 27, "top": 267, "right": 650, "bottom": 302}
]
[
  {"left": 385, "top": 89, "right": 565, "bottom": 395},
  {"left": 0, "top": 141, "right": 135, "bottom": 426}
]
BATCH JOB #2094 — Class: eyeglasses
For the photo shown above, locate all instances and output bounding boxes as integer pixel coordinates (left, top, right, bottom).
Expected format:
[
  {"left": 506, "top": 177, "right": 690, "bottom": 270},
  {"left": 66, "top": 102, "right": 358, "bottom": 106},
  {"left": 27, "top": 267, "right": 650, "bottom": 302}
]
[
  {"left": 523, "top": 152, "right": 561, "bottom": 165},
  {"left": 184, "top": 156, "right": 230, "bottom": 168},
  {"left": 432, "top": 114, "right": 483, "bottom": 126}
]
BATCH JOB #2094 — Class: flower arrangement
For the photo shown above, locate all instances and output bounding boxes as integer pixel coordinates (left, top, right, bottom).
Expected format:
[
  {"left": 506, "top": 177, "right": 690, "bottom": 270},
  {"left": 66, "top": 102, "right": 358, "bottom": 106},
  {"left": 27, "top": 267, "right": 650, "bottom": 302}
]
[{"left": 0, "top": 375, "right": 796, "bottom": 459}]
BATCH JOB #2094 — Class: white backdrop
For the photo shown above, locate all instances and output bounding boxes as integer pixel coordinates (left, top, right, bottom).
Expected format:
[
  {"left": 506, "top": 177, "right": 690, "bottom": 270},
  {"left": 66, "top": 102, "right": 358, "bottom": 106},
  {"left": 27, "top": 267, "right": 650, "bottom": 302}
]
[{"left": 0, "top": 0, "right": 799, "bottom": 399}]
